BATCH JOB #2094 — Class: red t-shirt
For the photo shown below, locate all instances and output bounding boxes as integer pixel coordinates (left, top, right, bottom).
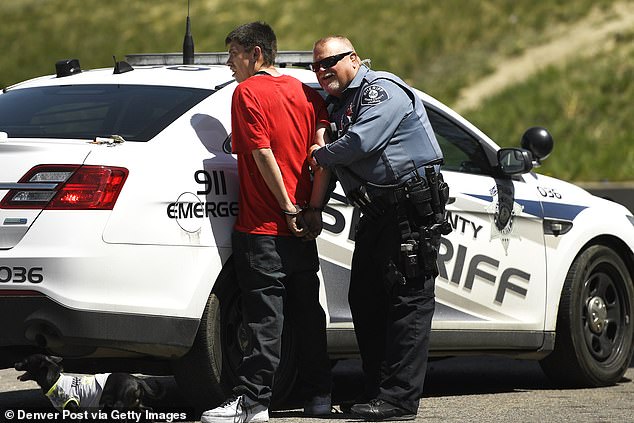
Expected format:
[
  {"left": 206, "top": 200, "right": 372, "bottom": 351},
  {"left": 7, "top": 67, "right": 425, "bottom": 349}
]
[{"left": 231, "top": 74, "right": 328, "bottom": 235}]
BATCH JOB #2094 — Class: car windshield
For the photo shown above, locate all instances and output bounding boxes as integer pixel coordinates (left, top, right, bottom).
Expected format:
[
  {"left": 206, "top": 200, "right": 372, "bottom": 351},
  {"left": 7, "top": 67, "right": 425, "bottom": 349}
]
[{"left": 0, "top": 84, "right": 213, "bottom": 142}]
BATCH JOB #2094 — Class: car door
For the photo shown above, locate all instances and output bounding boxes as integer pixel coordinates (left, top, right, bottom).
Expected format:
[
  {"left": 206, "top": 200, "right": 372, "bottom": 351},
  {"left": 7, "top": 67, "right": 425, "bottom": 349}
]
[{"left": 426, "top": 106, "right": 548, "bottom": 351}]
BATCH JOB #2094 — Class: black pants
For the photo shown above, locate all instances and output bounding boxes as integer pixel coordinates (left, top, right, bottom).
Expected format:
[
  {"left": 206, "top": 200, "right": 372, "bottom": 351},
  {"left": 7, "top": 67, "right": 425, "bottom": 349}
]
[
  {"left": 231, "top": 231, "right": 332, "bottom": 407},
  {"left": 349, "top": 207, "right": 435, "bottom": 413}
]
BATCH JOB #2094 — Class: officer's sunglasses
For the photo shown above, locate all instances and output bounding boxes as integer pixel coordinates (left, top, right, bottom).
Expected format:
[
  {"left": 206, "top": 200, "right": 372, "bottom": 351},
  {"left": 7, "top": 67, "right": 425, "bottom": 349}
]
[{"left": 310, "top": 51, "right": 354, "bottom": 72}]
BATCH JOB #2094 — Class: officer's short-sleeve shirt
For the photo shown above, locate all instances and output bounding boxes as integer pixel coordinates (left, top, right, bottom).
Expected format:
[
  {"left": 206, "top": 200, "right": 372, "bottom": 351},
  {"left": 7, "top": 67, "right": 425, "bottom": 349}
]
[{"left": 314, "top": 66, "right": 442, "bottom": 192}]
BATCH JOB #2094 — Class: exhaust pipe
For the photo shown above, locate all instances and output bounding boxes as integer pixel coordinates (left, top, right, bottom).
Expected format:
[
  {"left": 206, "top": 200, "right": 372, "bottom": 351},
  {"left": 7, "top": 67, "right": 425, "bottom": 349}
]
[{"left": 25, "top": 324, "right": 64, "bottom": 349}]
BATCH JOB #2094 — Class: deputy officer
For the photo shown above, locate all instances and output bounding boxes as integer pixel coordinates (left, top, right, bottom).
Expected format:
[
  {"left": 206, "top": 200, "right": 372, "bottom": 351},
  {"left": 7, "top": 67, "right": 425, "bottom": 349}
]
[{"left": 308, "top": 36, "right": 451, "bottom": 421}]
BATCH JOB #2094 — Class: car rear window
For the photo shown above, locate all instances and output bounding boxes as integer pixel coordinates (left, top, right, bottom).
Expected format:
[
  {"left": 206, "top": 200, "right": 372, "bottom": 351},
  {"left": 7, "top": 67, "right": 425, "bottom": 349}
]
[{"left": 0, "top": 84, "right": 213, "bottom": 142}]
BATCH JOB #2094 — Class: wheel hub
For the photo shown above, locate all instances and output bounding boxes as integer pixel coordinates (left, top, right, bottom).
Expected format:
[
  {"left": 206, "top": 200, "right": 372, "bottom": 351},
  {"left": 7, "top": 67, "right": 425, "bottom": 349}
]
[{"left": 586, "top": 296, "right": 608, "bottom": 334}]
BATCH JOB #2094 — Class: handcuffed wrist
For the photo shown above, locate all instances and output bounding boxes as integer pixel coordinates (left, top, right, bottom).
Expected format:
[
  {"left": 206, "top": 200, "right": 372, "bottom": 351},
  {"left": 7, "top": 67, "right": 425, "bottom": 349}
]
[
  {"left": 282, "top": 204, "right": 302, "bottom": 216},
  {"left": 311, "top": 147, "right": 320, "bottom": 165}
]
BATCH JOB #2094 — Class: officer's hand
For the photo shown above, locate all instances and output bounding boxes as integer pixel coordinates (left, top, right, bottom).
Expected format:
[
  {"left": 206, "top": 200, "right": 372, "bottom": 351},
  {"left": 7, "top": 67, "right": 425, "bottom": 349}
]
[
  {"left": 307, "top": 144, "right": 321, "bottom": 170},
  {"left": 285, "top": 212, "right": 308, "bottom": 238},
  {"left": 301, "top": 208, "right": 323, "bottom": 241}
]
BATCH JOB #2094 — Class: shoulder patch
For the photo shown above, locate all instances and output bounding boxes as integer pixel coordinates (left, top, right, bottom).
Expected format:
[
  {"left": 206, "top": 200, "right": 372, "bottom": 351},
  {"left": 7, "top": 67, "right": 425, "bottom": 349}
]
[{"left": 361, "top": 84, "right": 389, "bottom": 106}]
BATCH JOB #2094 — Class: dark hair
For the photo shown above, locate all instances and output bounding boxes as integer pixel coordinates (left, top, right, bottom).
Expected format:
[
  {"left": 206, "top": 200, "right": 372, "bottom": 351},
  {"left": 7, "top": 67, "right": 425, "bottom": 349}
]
[{"left": 225, "top": 22, "right": 277, "bottom": 66}]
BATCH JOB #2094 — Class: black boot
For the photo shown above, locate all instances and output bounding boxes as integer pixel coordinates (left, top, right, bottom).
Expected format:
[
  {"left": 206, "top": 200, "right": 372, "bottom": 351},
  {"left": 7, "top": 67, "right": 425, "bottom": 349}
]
[{"left": 350, "top": 399, "right": 415, "bottom": 421}]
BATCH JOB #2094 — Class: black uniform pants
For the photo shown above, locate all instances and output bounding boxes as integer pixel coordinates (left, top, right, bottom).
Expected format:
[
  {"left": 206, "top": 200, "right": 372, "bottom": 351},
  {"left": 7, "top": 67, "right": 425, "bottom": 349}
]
[
  {"left": 349, "top": 206, "right": 435, "bottom": 413},
  {"left": 231, "top": 231, "right": 332, "bottom": 407}
]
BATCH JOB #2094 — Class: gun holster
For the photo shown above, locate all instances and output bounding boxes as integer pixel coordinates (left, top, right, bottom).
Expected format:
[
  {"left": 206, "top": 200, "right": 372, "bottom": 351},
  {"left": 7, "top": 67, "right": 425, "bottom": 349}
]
[
  {"left": 348, "top": 185, "right": 384, "bottom": 219},
  {"left": 396, "top": 167, "right": 453, "bottom": 281}
]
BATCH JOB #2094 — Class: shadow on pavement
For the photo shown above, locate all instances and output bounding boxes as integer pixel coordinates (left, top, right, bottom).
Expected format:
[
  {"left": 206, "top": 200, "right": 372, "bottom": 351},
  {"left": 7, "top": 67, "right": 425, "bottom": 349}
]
[
  {"left": 1, "top": 354, "right": 632, "bottom": 415},
  {"left": 280, "top": 356, "right": 556, "bottom": 410},
  {"left": 0, "top": 387, "right": 48, "bottom": 408},
  {"left": 423, "top": 356, "right": 554, "bottom": 397}
]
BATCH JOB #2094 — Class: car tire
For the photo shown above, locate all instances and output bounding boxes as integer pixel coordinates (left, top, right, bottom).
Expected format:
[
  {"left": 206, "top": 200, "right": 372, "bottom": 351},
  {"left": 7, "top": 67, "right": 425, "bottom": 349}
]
[
  {"left": 539, "top": 244, "right": 634, "bottom": 387},
  {"left": 173, "top": 257, "right": 298, "bottom": 409}
]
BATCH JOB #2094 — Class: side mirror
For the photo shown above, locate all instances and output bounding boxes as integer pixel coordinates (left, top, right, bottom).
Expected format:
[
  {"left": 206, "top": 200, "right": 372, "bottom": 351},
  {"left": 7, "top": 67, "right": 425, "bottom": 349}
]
[{"left": 497, "top": 148, "right": 533, "bottom": 175}]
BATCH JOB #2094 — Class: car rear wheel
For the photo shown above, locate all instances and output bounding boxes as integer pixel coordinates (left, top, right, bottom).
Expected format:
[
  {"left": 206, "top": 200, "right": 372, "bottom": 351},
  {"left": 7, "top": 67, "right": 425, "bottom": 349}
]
[
  {"left": 539, "top": 244, "right": 634, "bottom": 387},
  {"left": 173, "top": 258, "right": 297, "bottom": 409}
]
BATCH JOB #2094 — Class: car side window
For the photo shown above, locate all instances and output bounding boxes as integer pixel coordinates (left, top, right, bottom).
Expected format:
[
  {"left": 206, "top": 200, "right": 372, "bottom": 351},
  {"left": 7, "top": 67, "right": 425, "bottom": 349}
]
[{"left": 426, "top": 107, "right": 493, "bottom": 175}]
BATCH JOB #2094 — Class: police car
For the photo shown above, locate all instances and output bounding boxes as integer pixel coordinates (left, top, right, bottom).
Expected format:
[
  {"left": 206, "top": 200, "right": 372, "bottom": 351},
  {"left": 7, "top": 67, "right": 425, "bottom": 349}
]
[{"left": 1, "top": 51, "right": 633, "bottom": 407}]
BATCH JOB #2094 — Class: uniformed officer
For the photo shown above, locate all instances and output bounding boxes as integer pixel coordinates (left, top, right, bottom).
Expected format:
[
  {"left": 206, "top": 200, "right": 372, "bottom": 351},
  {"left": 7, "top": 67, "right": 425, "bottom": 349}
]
[{"left": 308, "top": 36, "right": 451, "bottom": 421}]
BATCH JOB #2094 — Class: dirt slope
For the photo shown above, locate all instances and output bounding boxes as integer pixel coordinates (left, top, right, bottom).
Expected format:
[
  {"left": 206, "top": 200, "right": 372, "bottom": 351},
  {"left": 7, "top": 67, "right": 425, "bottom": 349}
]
[{"left": 453, "top": 2, "right": 634, "bottom": 112}]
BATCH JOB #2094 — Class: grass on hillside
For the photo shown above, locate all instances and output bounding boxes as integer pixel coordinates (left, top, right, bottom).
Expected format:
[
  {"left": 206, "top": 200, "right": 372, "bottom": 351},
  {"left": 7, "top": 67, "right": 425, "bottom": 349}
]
[
  {"left": 0, "top": 0, "right": 630, "bottom": 181},
  {"left": 0, "top": 0, "right": 607, "bottom": 101},
  {"left": 465, "top": 30, "right": 634, "bottom": 182}
]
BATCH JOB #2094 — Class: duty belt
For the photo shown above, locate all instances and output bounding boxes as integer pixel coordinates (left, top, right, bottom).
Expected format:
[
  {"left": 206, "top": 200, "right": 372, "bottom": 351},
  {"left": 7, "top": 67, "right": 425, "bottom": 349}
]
[
  {"left": 367, "top": 188, "right": 399, "bottom": 207},
  {"left": 367, "top": 175, "right": 433, "bottom": 219}
]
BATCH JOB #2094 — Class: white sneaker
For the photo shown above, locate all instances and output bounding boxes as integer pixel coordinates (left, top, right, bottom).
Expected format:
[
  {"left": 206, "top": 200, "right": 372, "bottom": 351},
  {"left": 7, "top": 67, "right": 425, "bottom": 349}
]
[
  {"left": 304, "top": 393, "right": 332, "bottom": 416},
  {"left": 201, "top": 395, "right": 269, "bottom": 423}
]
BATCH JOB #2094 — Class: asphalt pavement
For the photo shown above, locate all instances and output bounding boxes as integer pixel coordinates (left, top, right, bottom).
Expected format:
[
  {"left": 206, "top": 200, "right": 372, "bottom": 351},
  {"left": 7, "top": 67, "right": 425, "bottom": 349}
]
[{"left": 1, "top": 356, "right": 633, "bottom": 422}]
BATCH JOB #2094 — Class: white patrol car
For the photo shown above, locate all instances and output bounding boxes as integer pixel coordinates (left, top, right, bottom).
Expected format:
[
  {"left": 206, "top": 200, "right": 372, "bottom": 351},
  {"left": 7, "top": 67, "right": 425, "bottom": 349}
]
[{"left": 0, "top": 51, "right": 633, "bottom": 407}]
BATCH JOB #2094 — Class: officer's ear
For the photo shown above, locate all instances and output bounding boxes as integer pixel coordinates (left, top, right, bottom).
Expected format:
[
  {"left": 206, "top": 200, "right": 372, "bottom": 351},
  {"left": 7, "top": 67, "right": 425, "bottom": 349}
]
[{"left": 350, "top": 52, "right": 359, "bottom": 68}]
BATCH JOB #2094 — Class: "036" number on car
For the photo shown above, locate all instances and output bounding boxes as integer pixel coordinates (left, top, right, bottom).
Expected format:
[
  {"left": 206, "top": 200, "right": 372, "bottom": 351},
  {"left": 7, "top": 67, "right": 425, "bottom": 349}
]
[{"left": 0, "top": 266, "right": 44, "bottom": 284}]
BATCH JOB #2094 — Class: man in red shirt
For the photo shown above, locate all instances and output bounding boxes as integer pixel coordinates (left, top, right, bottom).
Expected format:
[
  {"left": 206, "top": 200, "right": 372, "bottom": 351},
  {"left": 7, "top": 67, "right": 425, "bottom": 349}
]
[{"left": 201, "top": 22, "right": 332, "bottom": 423}]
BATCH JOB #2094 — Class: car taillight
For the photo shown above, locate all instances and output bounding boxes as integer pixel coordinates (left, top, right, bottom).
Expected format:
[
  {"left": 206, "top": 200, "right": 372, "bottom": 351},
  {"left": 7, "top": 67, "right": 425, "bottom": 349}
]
[{"left": 0, "top": 165, "right": 128, "bottom": 210}]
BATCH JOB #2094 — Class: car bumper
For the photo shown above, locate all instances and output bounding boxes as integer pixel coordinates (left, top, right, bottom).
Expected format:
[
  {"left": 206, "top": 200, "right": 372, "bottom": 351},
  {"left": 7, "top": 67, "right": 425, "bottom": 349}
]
[{"left": 0, "top": 292, "right": 198, "bottom": 358}]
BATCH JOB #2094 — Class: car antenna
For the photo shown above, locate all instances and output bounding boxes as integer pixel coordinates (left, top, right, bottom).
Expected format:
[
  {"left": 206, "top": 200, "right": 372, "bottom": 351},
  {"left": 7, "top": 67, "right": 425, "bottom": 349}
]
[
  {"left": 183, "top": 0, "right": 194, "bottom": 65},
  {"left": 112, "top": 56, "right": 133, "bottom": 74}
]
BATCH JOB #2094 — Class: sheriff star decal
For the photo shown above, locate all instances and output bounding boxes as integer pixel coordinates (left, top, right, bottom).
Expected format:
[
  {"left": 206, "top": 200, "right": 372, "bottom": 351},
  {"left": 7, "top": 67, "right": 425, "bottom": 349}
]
[
  {"left": 486, "top": 184, "right": 523, "bottom": 255},
  {"left": 361, "top": 84, "right": 389, "bottom": 106}
]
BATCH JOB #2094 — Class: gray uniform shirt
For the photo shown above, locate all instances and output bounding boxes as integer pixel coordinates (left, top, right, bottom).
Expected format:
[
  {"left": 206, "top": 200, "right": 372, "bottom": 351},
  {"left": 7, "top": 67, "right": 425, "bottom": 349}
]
[{"left": 313, "top": 66, "right": 442, "bottom": 195}]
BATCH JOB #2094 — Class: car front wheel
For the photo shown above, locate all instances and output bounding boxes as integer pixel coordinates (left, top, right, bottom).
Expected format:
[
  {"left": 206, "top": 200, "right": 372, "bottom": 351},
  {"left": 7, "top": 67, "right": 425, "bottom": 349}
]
[{"left": 539, "top": 244, "right": 634, "bottom": 387}]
